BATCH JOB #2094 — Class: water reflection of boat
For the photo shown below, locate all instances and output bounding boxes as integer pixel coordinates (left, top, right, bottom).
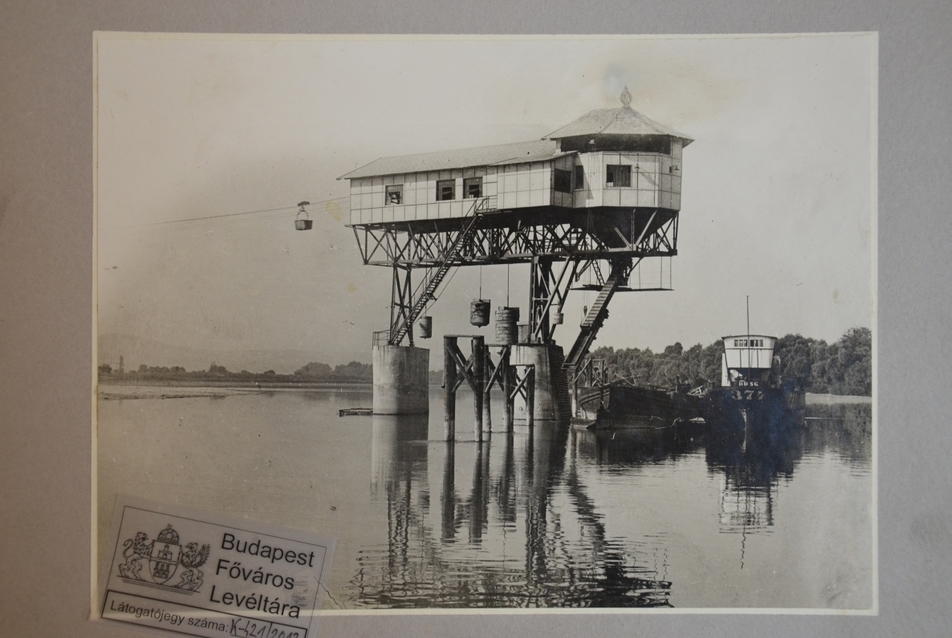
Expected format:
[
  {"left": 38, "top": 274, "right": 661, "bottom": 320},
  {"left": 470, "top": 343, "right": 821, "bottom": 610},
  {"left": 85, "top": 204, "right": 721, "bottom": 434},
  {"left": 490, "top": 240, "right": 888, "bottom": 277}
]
[
  {"left": 574, "top": 421, "right": 706, "bottom": 465},
  {"left": 705, "top": 406, "right": 803, "bottom": 566}
]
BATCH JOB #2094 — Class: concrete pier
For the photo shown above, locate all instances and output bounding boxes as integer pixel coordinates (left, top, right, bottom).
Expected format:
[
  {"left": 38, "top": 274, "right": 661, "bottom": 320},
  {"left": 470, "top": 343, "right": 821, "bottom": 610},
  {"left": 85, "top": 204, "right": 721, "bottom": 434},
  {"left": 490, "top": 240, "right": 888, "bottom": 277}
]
[
  {"left": 510, "top": 344, "right": 567, "bottom": 422},
  {"left": 372, "top": 345, "right": 430, "bottom": 415}
]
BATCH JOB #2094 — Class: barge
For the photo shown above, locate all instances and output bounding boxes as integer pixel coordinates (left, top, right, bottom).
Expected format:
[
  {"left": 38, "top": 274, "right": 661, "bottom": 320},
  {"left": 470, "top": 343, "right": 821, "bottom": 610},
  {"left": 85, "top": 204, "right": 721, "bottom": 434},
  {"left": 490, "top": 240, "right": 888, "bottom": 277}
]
[
  {"left": 574, "top": 332, "right": 803, "bottom": 431},
  {"left": 576, "top": 381, "right": 706, "bottom": 429}
]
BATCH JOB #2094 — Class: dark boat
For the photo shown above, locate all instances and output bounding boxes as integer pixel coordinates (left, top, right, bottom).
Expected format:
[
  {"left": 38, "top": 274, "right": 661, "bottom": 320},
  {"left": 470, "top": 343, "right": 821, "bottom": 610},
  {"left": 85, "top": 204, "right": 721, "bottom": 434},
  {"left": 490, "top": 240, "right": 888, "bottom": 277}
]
[
  {"left": 575, "top": 330, "right": 804, "bottom": 431},
  {"left": 704, "top": 334, "right": 804, "bottom": 429},
  {"left": 576, "top": 381, "right": 707, "bottom": 429}
]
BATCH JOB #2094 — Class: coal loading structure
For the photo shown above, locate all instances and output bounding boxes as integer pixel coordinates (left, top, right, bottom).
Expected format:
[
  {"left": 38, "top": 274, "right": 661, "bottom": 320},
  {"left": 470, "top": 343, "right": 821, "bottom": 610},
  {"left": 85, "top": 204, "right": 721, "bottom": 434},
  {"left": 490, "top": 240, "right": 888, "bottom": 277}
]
[{"left": 342, "top": 88, "right": 691, "bottom": 426}]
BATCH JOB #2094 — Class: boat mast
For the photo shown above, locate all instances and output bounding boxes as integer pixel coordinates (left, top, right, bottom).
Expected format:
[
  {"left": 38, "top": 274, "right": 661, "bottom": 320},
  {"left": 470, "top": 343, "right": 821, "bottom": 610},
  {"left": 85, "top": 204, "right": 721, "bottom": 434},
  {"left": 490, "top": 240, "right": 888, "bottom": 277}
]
[{"left": 746, "top": 295, "right": 751, "bottom": 373}]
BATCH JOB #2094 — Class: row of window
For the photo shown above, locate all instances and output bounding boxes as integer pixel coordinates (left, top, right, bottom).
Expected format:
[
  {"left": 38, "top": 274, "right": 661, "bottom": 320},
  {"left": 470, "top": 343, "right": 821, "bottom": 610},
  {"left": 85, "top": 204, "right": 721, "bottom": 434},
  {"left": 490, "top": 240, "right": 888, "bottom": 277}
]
[
  {"left": 732, "top": 338, "right": 767, "bottom": 348},
  {"left": 380, "top": 164, "right": 679, "bottom": 204},
  {"left": 385, "top": 177, "right": 483, "bottom": 204}
]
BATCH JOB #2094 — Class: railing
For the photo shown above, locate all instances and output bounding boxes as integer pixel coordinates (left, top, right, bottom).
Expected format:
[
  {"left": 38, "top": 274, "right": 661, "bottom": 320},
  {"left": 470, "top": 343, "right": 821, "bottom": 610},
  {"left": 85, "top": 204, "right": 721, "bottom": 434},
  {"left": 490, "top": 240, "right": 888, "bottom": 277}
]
[
  {"left": 388, "top": 197, "right": 490, "bottom": 345},
  {"left": 572, "top": 357, "right": 608, "bottom": 388},
  {"left": 564, "top": 270, "right": 622, "bottom": 369},
  {"left": 473, "top": 195, "right": 498, "bottom": 213}
]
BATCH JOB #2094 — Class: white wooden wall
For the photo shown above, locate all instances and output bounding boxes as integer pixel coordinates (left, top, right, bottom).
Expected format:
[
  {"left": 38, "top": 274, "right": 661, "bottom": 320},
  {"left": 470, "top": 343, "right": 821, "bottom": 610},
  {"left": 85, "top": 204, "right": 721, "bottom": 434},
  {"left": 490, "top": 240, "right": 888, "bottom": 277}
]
[{"left": 348, "top": 140, "right": 684, "bottom": 225}]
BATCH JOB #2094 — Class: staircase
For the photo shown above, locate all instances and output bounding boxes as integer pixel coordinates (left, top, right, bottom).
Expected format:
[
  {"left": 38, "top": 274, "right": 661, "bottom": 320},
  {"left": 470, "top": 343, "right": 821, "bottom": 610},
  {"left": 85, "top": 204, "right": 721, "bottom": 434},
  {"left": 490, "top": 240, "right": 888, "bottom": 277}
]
[
  {"left": 563, "top": 270, "right": 623, "bottom": 369},
  {"left": 389, "top": 199, "right": 489, "bottom": 345},
  {"left": 549, "top": 347, "right": 573, "bottom": 422}
]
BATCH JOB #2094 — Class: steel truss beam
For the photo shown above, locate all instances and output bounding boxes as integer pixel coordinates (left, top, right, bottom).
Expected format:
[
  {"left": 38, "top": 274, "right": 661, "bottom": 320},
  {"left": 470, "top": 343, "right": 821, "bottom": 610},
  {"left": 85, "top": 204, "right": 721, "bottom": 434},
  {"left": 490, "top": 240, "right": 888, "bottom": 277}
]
[
  {"left": 352, "top": 208, "right": 678, "bottom": 268},
  {"left": 389, "top": 264, "right": 414, "bottom": 346},
  {"left": 528, "top": 256, "right": 640, "bottom": 345},
  {"left": 529, "top": 257, "right": 574, "bottom": 344},
  {"left": 361, "top": 208, "right": 679, "bottom": 347}
]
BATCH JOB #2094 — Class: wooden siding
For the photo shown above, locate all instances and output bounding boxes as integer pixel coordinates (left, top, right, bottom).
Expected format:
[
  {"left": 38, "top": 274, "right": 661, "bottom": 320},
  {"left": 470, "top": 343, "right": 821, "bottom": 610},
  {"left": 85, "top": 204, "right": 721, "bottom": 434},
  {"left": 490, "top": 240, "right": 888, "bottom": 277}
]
[
  {"left": 572, "top": 151, "right": 681, "bottom": 210},
  {"left": 349, "top": 149, "right": 683, "bottom": 225}
]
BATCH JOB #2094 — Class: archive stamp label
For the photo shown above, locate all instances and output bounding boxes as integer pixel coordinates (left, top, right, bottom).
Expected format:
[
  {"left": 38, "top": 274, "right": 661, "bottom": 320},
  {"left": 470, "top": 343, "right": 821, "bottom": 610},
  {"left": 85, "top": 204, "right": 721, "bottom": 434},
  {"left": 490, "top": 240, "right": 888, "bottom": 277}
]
[{"left": 98, "top": 496, "right": 335, "bottom": 638}]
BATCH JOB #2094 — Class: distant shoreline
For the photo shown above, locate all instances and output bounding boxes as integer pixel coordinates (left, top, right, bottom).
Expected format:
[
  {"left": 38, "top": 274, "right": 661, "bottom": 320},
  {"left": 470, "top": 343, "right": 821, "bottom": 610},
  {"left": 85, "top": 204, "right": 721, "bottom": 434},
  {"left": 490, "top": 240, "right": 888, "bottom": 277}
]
[
  {"left": 97, "top": 381, "right": 373, "bottom": 401},
  {"left": 804, "top": 393, "right": 872, "bottom": 405},
  {"left": 98, "top": 379, "right": 373, "bottom": 388},
  {"left": 98, "top": 383, "right": 871, "bottom": 403}
]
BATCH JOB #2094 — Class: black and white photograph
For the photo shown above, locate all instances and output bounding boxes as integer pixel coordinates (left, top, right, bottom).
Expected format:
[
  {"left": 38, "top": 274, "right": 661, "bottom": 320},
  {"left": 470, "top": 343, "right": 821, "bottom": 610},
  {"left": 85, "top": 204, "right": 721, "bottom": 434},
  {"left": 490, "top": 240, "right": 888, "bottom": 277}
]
[{"left": 94, "top": 33, "right": 876, "bottom": 612}]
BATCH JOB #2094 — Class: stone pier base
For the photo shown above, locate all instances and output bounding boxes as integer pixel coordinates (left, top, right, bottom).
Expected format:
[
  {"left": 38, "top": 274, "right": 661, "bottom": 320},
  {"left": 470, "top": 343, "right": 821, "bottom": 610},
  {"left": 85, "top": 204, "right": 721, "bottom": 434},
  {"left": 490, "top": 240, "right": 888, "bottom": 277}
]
[
  {"left": 510, "top": 343, "right": 568, "bottom": 422},
  {"left": 372, "top": 345, "right": 430, "bottom": 415}
]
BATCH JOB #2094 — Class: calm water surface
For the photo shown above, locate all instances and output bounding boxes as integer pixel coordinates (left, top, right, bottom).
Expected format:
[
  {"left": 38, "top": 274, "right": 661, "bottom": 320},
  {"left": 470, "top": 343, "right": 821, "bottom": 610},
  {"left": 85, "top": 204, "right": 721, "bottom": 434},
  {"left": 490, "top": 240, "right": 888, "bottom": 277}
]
[{"left": 97, "top": 387, "right": 872, "bottom": 610}]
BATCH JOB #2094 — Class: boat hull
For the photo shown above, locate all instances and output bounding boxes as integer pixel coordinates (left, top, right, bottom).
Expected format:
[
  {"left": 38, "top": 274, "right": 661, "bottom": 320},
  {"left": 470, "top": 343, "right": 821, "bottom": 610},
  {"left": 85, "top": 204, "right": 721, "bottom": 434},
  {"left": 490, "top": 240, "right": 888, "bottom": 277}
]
[
  {"left": 577, "top": 383, "right": 706, "bottom": 428},
  {"left": 705, "top": 382, "right": 804, "bottom": 429}
]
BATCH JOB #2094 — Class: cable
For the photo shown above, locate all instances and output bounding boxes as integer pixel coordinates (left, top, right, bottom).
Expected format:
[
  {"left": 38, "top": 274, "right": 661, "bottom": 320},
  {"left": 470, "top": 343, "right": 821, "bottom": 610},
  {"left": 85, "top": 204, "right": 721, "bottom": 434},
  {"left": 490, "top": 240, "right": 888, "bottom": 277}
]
[{"left": 105, "top": 195, "right": 350, "bottom": 230}]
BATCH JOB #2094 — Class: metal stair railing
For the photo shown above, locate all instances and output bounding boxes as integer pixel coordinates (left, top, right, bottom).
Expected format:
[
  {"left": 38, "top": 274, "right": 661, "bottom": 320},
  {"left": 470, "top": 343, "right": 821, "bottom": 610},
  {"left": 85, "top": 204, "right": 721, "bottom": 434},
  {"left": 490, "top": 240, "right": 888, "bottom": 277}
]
[
  {"left": 563, "top": 270, "right": 622, "bottom": 369},
  {"left": 389, "top": 197, "right": 491, "bottom": 345}
]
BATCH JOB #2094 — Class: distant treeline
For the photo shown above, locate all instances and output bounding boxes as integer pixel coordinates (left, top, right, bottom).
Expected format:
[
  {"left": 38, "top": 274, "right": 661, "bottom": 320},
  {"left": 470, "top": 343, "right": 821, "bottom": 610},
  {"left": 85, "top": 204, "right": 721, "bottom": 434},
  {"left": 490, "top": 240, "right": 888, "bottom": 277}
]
[
  {"left": 98, "top": 360, "right": 373, "bottom": 384},
  {"left": 100, "top": 327, "right": 871, "bottom": 395},
  {"left": 590, "top": 327, "right": 871, "bottom": 396}
]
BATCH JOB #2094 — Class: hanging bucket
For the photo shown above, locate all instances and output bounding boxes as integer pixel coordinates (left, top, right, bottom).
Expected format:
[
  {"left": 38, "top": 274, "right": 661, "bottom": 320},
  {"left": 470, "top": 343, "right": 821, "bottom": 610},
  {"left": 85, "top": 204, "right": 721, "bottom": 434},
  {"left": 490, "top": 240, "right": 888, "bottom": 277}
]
[
  {"left": 495, "top": 307, "right": 519, "bottom": 345},
  {"left": 417, "top": 316, "right": 432, "bottom": 339},
  {"left": 517, "top": 323, "right": 530, "bottom": 344},
  {"left": 295, "top": 201, "right": 313, "bottom": 231},
  {"left": 470, "top": 299, "right": 491, "bottom": 327},
  {"left": 551, "top": 310, "right": 564, "bottom": 326}
]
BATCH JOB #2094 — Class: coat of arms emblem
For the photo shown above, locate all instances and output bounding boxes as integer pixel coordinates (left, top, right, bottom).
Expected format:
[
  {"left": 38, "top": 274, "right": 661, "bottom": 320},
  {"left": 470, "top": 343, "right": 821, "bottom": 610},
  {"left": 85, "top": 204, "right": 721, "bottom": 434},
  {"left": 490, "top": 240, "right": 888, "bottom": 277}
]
[
  {"left": 118, "top": 524, "right": 210, "bottom": 592},
  {"left": 150, "top": 524, "right": 182, "bottom": 584}
]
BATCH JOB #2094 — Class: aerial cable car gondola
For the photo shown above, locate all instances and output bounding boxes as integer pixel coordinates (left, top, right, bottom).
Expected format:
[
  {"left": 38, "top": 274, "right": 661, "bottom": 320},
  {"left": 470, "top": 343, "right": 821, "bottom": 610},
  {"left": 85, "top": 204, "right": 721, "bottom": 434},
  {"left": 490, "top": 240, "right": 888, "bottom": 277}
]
[{"left": 295, "top": 201, "right": 313, "bottom": 231}]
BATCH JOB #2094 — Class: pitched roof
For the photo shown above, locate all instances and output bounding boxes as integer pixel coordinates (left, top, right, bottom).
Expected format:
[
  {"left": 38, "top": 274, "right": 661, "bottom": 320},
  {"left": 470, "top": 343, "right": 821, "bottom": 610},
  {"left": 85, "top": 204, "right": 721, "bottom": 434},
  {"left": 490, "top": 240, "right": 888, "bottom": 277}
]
[
  {"left": 545, "top": 106, "right": 693, "bottom": 146},
  {"left": 340, "top": 139, "right": 572, "bottom": 180}
]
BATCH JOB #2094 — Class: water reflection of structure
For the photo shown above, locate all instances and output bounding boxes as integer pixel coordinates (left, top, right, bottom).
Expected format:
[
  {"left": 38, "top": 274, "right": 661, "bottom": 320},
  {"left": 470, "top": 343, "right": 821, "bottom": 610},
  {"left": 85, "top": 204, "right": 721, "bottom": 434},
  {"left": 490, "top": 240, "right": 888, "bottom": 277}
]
[
  {"left": 350, "top": 414, "right": 672, "bottom": 608},
  {"left": 351, "top": 400, "right": 871, "bottom": 607}
]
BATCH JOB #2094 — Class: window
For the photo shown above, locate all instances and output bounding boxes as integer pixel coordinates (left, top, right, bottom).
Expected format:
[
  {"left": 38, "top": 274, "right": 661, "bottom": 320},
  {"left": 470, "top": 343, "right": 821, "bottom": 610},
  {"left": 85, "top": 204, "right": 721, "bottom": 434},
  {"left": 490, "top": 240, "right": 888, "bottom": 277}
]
[
  {"left": 385, "top": 184, "right": 403, "bottom": 205},
  {"left": 574, "top": 165, "right": 585, "bottom": 190},
  {"left": 436, "top": 179, "right": 455, "bottom": 201},
  {"left": 553, "top": 169, "right": 572, "bottom": 193},
  {"left": 733, "top": 338, "right": 764, "bottom": 348},
  {"left": 463, "top": 177, "right": 482, "bottom": 198},
  {"left": 606, "top": 164, "right": 631, "bottom": 188}
]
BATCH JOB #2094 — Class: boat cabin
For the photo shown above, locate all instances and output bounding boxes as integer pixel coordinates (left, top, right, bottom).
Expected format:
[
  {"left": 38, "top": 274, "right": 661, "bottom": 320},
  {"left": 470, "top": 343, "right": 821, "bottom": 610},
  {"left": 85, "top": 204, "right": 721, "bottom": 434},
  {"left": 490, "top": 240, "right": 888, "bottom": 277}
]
[
  {"left": 341, "top": 88, "right": 692, "bottom": 227},
  {"left": 720, "top": 335, "right": 778, "bottom": 388}
]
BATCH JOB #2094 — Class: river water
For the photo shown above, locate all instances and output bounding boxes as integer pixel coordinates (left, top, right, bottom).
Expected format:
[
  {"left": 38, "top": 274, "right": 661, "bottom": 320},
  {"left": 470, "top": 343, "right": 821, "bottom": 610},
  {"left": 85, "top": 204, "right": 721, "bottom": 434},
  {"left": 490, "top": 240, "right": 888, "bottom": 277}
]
[{"left": 96, "top": 386, "right": 873, "bottom": 611}]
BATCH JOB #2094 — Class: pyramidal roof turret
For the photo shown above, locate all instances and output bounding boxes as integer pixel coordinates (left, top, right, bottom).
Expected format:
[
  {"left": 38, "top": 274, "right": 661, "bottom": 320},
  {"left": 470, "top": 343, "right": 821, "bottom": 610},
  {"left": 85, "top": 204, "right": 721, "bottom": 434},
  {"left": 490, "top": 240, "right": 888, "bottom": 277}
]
[{"left": 545, "top": 87, "right": 693, "bottom": 146}]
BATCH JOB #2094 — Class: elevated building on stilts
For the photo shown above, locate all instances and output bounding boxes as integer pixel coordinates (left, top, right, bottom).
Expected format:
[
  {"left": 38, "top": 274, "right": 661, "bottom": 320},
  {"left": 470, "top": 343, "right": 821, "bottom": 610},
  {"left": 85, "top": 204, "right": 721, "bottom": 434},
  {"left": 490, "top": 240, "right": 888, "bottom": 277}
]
[{"left": 341, "top": 88, "right": 692, "bottom": 423}]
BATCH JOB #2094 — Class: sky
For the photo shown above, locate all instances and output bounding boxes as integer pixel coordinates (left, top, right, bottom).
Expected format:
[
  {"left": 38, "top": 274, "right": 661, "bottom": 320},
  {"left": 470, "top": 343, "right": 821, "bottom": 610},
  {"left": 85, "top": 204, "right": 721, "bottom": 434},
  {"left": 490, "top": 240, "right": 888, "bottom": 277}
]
[{"left": 95, "top": 34, "right": 875, "bottom": 372}]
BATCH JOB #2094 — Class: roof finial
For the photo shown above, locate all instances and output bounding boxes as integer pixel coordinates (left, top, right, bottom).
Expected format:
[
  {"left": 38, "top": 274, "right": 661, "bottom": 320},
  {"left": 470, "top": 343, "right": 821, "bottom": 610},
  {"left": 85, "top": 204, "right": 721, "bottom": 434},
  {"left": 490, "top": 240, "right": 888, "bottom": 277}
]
[{"left": 620, "top": 86, "right": 632, "bottom": 108}]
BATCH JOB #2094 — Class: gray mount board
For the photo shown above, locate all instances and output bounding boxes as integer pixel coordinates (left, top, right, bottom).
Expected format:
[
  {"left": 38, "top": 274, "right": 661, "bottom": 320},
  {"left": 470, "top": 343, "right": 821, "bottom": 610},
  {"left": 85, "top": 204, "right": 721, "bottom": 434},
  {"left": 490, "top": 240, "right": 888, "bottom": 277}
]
[{"left": 1, "top": 2, "right": 950, "bottom": 638}]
